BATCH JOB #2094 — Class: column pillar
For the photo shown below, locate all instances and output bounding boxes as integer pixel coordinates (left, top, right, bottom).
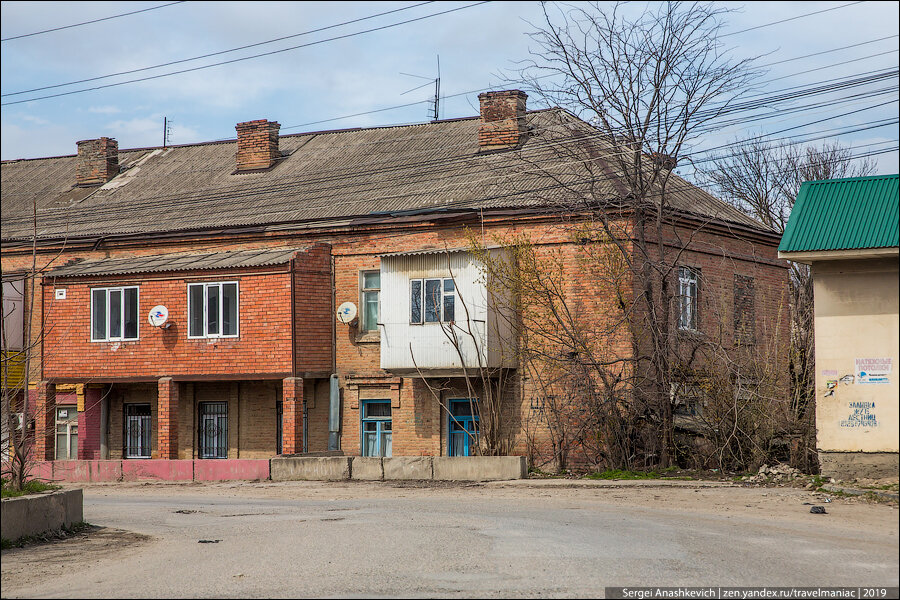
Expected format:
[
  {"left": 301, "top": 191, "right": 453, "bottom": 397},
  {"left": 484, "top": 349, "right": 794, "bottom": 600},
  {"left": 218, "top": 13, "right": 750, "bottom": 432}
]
[
  {"left": 34, "top": 381, "right": 56, "bottom": 461},
  {"left": 157, "top": 377, "right": 179, "bottom": 459},
  {"left": 282, "top": 377, "right": 304, "bottom": 455}
]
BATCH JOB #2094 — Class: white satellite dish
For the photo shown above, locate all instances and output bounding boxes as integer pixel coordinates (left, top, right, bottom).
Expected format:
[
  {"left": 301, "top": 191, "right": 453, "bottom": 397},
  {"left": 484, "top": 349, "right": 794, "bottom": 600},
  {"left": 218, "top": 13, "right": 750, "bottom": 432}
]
[
  {"left": 336, "top": 301, "right": 358, "bottom": 325},
  {"left": 148, "top": 305, "right": 169, "bottom": 327}
]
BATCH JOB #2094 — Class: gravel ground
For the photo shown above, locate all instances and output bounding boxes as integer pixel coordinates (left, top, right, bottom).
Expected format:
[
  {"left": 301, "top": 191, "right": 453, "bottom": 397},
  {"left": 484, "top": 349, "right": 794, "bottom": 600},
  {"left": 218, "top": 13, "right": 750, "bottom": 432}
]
[{"left": 2, "top": 479, "right": 897, "bottom": 598}]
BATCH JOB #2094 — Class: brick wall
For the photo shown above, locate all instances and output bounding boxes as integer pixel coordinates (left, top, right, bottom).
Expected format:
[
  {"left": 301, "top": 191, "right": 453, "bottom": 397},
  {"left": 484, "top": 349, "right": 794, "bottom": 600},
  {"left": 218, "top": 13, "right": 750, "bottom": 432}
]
[
  {"left": 3, "top": 211, "right": 789, "bottom": 462},
  {"left": 42, "top": 267, "right": 293, "bottom": 380}
]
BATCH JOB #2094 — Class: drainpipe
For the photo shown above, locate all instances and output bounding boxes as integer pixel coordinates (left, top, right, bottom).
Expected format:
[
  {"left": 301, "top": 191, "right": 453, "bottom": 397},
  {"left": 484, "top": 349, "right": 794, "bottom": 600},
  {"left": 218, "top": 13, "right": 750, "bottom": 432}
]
[
  {"left": 100, "top": 388, "right": 109, "bottom": 459},
  {"left": 327, "top": 252, "right": 340, "bottom": 451},
  {"left": 328, "top": 374, "right": 340, "bottom": 451}
]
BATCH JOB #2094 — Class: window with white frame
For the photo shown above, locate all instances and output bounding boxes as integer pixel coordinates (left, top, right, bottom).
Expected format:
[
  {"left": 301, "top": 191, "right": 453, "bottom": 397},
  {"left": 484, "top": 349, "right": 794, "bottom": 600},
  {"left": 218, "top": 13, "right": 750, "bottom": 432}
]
[
  {"left": 360, "top": 271, "right": 380, "bottom": 332},
  {"left": 91, "top": 286, "right": 139, "bottom": 341},
  {"left": 188, "top": 282, "right": 239, "bottom": 338},
  {"left": 409, "top": 277, "right": 455, "bottom": 324},
  {"left": 677, "top": 267, "right": 699, "bottom": 331}
]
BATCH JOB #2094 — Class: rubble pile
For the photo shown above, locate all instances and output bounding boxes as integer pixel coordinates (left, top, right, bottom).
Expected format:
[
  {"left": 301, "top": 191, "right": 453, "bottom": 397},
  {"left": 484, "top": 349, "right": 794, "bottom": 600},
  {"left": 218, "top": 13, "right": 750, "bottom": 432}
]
[{"left": 741, "top": 463, "right": 803, "bottom": 483}]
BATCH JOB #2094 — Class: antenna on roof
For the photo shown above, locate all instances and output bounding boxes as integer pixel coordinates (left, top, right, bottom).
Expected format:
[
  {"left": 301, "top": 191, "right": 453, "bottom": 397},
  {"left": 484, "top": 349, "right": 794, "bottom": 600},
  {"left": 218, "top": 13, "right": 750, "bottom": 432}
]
[
  {"left": 400, "top": 55, "right": 441, "bottom": 122},
  {"left": 163, "top": 117, "right": 173, "bottom": 148}
]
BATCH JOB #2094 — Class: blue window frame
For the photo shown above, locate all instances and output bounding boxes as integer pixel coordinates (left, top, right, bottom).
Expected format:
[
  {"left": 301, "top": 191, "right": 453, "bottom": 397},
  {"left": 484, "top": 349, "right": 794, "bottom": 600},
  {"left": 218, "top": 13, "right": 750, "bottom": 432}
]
[
  {"left": 361, "top": 400, "right": 392, "bottom": 457},
  {"left": 448, "top": 399, "right": 480, "bottom": 456}
]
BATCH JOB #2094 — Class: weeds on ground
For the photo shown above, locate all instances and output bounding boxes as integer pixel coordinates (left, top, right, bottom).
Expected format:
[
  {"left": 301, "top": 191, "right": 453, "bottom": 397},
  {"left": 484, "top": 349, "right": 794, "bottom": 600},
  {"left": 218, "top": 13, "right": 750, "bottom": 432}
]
[
  {"left": 585, "top": 469, "right": 661, "bottom": 480},
  {"left": 1, "top": 479, "right": 60, "bottom": 498},
  {"left": 1, "top": 521, "right": 92, "bottom": 550}
]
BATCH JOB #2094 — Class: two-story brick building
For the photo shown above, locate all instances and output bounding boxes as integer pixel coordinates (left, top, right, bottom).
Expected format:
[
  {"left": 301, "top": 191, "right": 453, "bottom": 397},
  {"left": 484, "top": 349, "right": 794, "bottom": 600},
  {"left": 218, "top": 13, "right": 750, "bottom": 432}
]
[{"left": 1, "top": 91, "right": 790, "bottom": 473}]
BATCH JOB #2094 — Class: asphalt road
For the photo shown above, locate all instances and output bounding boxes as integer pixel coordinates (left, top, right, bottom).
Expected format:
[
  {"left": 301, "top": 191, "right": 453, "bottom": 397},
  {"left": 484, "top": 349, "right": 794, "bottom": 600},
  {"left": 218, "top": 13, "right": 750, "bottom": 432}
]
[{"left": 2, "top": 480, "right": 898, "bottom": 598}]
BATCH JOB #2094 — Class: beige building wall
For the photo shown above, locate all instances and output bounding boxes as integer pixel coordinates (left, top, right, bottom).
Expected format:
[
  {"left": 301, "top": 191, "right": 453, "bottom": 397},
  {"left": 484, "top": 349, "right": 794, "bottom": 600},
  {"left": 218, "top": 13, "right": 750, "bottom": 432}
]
[{"left": 813, "top": 257, "right": 899, "bottom": 477}]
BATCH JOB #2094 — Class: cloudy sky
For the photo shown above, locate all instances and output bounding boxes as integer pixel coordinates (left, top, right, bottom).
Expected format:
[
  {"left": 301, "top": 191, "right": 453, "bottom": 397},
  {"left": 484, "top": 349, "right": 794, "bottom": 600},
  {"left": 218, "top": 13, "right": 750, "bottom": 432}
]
[{"left": 1, "top": 1, "right": 897, "bottom": 175}]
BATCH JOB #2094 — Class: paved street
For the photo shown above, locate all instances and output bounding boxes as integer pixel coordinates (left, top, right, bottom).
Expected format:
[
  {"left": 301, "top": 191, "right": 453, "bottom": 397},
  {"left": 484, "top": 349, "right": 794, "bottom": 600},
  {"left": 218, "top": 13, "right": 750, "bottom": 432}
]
[{"left": 2, "top": 480, "right": 898, "bottom": 598}]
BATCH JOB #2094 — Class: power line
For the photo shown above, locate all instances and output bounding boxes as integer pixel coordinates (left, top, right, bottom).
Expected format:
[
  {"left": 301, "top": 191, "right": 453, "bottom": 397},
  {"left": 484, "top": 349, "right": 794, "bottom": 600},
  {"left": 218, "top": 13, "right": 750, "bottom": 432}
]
[
  {"left": 1, "top": 2, "right": 186, "bottom": 42},
  {"left": 7, "top": 70, "right": 892, "bottom": 227},
  {"left": 279, "top": 36, "right": 899, "bottom": 132},
  {"left": 1, "top": 2, "right": 436, "bottom": 98},
  {"left": 721, "top": 1, "right": 866, "bottom": 37},
  {"left": 0, "top": 2, "right": 490, "bottom": 106},
  {"left": 2, "top": 67, "right": 896, "bottom": 231}
]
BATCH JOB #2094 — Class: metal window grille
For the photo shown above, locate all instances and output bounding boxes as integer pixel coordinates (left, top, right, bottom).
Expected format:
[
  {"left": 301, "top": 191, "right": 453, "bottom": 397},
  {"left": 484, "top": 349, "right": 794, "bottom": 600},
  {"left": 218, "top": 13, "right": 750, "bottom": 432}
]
[
  {"left": 199, "top": 402, "right": 228, "bottom": 459},
  {"left": 125, "top": 404, "right": 151, "bottom": 458}
]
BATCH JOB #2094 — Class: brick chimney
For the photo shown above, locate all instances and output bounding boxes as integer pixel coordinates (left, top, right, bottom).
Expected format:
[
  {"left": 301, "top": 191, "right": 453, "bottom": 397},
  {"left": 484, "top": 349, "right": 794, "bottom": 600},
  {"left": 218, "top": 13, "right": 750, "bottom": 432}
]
[
  {"left": 235, "top": 119, "right": 281, "bottom": 171},
  {"left": 478, "top": 90, "right": 528, "bottom": 150},
  {"left": 75, "top": 137, "right": 118, "bottom": 186}
]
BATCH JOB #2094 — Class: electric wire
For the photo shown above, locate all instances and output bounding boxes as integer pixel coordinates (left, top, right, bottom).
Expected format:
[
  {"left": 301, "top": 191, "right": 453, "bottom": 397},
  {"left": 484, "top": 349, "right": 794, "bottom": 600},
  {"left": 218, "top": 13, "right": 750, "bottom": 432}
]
[
  {"left": 0, "top": 2, "right": 491, "bottom": 106},
  {"left": 0, "top": 2, "right": 186, "bottom": 42},
  {"left": 1, "top": 2, "right": 436, "bottom": 98}
]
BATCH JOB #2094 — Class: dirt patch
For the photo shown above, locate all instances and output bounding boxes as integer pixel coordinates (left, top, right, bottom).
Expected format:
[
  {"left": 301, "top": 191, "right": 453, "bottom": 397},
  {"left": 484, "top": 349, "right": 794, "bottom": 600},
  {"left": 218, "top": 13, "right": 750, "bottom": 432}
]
[{"left": 1, "top": 526, "right": 151, "bottom": 589}]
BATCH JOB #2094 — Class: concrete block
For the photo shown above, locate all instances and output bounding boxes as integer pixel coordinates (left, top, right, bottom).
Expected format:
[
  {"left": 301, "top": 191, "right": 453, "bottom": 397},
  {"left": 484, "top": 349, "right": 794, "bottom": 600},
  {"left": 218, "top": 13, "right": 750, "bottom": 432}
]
[
  {"left": 433, "top": 456, "right": 527, "bottom": 481},
  {"left": 351, "top": 457, "right": 383, "bottom": 481},
  {"left": 63, "top": 488, "right": 84, "bottom": 526},
  {"left": 1, "top": 489, "right": 83, "bottom": 542},
  {"left": 383, "top": 456, "right": 433, "bottom": 480},
  {"left": 270, "top": 457, "right": 350, "bottom": 481},
  {"left": 194, "top": 459, "right": 270, "bottom": 481}
]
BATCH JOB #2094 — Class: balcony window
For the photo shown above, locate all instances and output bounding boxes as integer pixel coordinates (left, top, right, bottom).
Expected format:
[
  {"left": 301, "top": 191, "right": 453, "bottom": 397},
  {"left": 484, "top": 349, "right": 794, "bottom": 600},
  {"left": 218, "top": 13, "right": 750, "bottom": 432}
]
[
  {"left": 91, "top": 286, "right": 139, "bottom": 341},
  {"left": 410, "top": 278, "right": 455, "bottom": 324},
  {"left": 188, "top": 282, "right": 239, "bottom": 338}
]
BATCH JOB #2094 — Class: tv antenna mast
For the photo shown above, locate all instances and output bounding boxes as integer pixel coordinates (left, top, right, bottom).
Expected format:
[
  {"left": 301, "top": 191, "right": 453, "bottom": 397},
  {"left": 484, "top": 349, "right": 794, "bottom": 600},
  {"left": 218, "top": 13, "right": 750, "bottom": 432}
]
[
  {"left": 163, "top": 117, "right": 173, "bottom": 148},
  {"left": 400, "top": 56, "right": 441, "bottom": 121}
]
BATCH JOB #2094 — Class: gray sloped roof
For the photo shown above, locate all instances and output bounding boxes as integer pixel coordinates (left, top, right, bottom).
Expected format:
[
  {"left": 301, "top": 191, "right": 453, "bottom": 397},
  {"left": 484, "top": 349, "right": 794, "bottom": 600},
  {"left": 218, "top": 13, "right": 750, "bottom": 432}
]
[
  {"left": 46, "top": 247, "right": 302, "bottom": 278},
  {"left": 1, "top": 109, "right": 769, "bottom": 242}
]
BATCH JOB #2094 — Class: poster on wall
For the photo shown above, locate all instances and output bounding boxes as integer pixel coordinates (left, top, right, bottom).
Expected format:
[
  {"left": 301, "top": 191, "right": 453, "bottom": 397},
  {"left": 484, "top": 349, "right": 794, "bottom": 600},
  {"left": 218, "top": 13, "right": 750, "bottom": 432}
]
[{"left": 855, "top": 357, "right": 891, "bottom": 384}]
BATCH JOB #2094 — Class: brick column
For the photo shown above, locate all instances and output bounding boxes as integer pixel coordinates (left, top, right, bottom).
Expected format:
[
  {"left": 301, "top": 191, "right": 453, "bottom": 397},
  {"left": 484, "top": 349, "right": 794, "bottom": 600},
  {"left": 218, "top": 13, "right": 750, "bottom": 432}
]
[
  {"left": 78, "top": 386, "right": 103, "bottom": 459},
  {"left": 282, "top": 377, "right": 304, "bottom": 455},
  {"left": 157, "top": 377, "right": 179, "bottom": 459},
  {"left": 34, "top": 381, "right": 56, "bottom": 461}
]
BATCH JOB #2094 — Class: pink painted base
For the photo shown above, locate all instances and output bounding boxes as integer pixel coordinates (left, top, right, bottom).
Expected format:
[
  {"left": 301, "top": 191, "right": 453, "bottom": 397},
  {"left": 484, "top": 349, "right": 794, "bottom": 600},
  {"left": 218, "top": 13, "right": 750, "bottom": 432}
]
[{"left": 25, "top": 459, "right": 270, "bottom": 482}]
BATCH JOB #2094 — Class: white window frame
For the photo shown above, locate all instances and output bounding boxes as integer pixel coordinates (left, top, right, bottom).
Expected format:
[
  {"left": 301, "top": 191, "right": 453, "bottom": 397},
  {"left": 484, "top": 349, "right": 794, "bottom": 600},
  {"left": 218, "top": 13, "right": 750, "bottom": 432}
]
[
  {"left": 90, "top": 286, "right": 140, "bottom": 342},
  {"left": 409, "top": 277, "right": 455, "bottom": 325},
  {"left": 359, "top": 270, "right": 381, "bottom": 332},
  {"left": 677, "top": 267, "right": 699, "bottom": 332},
  {"left": 187, "top": 281, "right": 240, "bottom": 339}
]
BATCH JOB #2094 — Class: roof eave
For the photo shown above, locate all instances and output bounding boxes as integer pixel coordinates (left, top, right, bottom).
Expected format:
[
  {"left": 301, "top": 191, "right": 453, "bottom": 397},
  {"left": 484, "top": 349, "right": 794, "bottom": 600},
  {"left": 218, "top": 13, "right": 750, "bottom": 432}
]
[{"left": 778, "top": 246, "right": 899, "bottom": 264}]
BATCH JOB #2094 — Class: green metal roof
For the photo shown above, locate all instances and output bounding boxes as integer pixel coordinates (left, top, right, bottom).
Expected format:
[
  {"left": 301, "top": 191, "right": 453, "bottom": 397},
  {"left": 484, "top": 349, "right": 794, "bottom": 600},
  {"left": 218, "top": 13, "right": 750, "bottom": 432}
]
[{"left": 779, "top": 174, "right": 899, "bottom": 253}]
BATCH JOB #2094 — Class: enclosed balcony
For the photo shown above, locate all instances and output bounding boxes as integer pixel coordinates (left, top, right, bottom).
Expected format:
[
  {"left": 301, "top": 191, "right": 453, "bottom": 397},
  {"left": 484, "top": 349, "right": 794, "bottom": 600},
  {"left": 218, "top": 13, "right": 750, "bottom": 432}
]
[{"left": 378, "top": 248, "right": 515, "bottom": 375}]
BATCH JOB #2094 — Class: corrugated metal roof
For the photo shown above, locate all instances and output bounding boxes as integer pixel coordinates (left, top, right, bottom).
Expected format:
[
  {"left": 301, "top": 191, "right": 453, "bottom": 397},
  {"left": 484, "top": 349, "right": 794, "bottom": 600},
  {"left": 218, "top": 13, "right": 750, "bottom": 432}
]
[
  {"left": 46, "top": 247, "right": 302, "bottom": 278},
  {"left": 779, "top": 175, "right": 899, "bottom": 253},
  {"left": 2, "top": 109, "right": 770, "bottom": 242}
]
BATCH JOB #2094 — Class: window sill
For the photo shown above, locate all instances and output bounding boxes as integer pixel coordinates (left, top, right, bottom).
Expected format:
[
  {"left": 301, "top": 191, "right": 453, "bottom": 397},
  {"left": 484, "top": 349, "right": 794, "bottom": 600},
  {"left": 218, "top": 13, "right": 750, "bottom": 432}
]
[{"left": 355, "top": 331, "right": 381, "bottom": 344}]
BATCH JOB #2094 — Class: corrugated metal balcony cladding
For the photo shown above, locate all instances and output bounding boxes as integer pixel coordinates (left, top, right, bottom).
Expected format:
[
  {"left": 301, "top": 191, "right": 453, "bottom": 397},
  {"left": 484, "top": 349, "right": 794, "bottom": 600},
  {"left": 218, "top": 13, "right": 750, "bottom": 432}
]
[{"left": 779, "top": 174, "right": 899, "bottom": 253}]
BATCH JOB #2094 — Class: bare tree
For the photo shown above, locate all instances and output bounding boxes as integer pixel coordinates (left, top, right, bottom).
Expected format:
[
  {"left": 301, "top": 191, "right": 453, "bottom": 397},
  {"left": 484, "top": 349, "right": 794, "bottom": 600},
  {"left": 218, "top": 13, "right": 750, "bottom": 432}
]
[
  {"left": 702, "top": 140, "right": 876, "bottom": 470},
  {"left": 503, "top": 1, "right": 766, "bottom": 468}
]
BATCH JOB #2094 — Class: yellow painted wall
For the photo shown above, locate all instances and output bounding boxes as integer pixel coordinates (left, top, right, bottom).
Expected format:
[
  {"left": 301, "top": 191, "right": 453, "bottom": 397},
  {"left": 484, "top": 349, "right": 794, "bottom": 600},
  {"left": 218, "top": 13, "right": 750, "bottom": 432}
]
[{"left": 814, "top": 257, "right": 899, "bottom": 453}]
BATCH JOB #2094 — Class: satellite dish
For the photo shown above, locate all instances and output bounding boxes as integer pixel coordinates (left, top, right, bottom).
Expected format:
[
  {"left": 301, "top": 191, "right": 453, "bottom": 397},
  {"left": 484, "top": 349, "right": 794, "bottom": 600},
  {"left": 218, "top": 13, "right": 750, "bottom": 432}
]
[
  {"left": 148, "top": 305, "right": 169, "bottom": 327},
  {"left": 336, "top": 302, "right": 358, "bottom": 325}
]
